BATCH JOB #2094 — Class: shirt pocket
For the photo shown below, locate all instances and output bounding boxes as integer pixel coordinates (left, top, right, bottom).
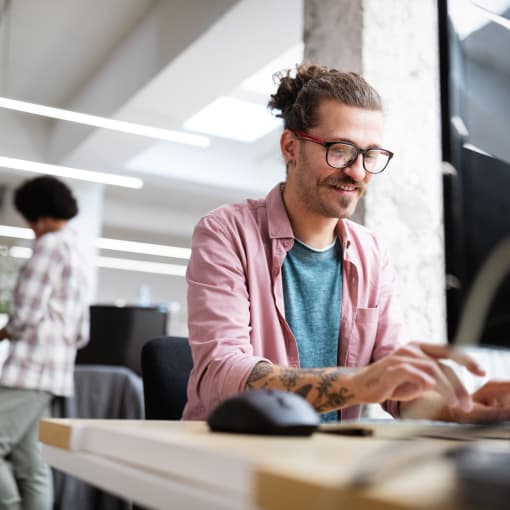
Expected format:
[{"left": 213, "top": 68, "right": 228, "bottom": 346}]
[{"left": 347, "top": 307, "right": 379, "bottom": 366}]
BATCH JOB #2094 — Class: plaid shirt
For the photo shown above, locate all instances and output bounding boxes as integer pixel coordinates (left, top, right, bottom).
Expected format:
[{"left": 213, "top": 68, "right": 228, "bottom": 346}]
[{"left": 0, "top": 226, "right": 89, "bottom": 396}]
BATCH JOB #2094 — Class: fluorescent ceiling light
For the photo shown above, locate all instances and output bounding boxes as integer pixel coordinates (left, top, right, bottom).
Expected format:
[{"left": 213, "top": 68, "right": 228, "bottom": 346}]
[
  {"left": 450, "top": 0, "right": 510, "bottom": 39},
  {"left": 463, "top": 143, "right": 492, "bottom": 156},
  {"left": 476, "top": 6, "right": 510, "bottom": 31},
  {"left": 451, "top": 116, "right": 469, "bottom": 137},
  {"left": 0, "top": 97, "right": 210, "bottom": 148},
  {"left": 0, "top": 226, "right": 189, "bottom": 261},
  {"left": 6, "top": 246, "right": 186, "bottom": 277},
  {"left": 0, "top": 156, "right": 143, "bottom": 189},
  {"left": 0, "top": 225, "right": 33, "bottom": 239},
  {"left": 8, "top": 246, "right": 32, "bottom": 259},
  {"left": 97, "top": 238, "right": 191, "bottom": 260},
  {"left": 241, "top": 43, "right": 304, "bottom": 96},
  {"left": 184, "top": 96, "right": 282, "bottom": 142},
  {"left": 97, "top": 256, "right": 186, "bottom": 276}
]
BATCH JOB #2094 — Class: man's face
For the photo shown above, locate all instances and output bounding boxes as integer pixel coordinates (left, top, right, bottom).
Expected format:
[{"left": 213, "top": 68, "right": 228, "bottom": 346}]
[{"left": 284, "top": 100, "right": 384, "bottom": 220}]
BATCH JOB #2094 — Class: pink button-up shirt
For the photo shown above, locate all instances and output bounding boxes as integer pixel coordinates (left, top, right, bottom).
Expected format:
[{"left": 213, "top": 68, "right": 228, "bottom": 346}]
[{"left": 183, "top": 183, "right": 407, "bottom": 420}]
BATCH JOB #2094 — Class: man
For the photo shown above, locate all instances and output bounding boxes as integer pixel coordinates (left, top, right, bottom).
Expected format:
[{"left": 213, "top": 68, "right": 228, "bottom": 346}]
[
  {"left": 183, "top": 64, "right": 510, "bottom": 424},
  {"left": 0, "top": 176, "right": 89, "bottom": 510}
]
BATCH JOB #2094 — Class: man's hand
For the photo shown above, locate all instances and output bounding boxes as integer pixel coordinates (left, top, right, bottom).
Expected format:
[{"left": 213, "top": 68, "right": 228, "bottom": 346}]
[
  {"left": 443, "top": 380, "right": 510, "bottom": 423},
  {"left": 472, "top": 380, "right": 510, "bottom": 407},
  {"left": 351, "top": 342, "right": 486, "bottom": 412},
  {"left": 246, "top": 342, "right": 486, "bottom": 415}
]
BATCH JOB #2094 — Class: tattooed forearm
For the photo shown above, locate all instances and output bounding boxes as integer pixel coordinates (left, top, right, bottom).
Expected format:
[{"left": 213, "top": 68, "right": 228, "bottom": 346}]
[
  {"left": 280, "top": 369, "right": 299, "bottom": 390},
  {"left": 294, "top": 384, "right": 313, "bottom": 399},
  {"left": 317, "top": 372, "right": 337, "bottom": 399},
  {"left": 315, "top": 387, "right": 354, "bottom": 412},
  {"left": 245, "top": 362, "right": 356, "bottom": 413},
  {"left": 246, "top": 362, "right": 274, "bottom": 387}
]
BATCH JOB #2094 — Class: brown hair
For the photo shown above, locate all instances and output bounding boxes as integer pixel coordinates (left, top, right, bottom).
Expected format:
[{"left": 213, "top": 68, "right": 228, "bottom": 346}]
[{"left": 268, "top": 64, "right": 382, "bottom": 131}]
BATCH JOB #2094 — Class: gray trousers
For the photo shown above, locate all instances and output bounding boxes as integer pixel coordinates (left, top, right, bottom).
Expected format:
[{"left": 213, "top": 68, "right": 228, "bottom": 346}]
[{"left": 0, "top": 387, "right": 52, "bottom": 510}]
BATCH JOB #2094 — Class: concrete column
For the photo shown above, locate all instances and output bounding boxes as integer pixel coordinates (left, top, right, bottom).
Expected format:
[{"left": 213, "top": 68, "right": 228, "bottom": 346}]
[
  {"left": 69, "top": 181, "right": 104, "bottom": 302},
  {"left": 304, "top": 0, "right": 446, "bottom": 343}
]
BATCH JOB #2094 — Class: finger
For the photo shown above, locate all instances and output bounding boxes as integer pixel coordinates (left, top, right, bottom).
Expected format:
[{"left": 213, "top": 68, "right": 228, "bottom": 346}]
[
  {"left": 439, "top": 362, "right": 473, "bottom": 412},
  {"left": 472, "top": 380, "right": 510, "bottom": 406},
  {"left": 390, "top": 356, "right": 462, "bottom": 407},
  {"left": 415, "top": 343, "right": 486, "bottom": 376},
  {"left": 397, "top": 355, "right": 469, "bottom": 408},
  {"left": 382, "top": 364, "right": 436, "bottom": 401},
  {"left": 453, "top": 402, "right": 510, "bottom": 424},
  {"left": 423, "top": 359, "right": 471, "bottom": 410}
]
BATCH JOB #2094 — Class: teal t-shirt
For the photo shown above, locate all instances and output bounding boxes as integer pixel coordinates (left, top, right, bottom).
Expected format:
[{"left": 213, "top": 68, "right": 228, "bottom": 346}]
[{"left": 282, "top": 237, "right": 342, "bottom": 423}]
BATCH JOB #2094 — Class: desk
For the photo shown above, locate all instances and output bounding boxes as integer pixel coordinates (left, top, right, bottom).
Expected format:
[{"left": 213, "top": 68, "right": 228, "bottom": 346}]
[{"left": 39, "top": 419, "right": 508, "bottom": 510}]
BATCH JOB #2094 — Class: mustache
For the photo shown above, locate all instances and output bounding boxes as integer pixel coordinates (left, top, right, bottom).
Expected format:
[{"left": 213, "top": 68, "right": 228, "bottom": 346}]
[{"left": 323, "top": 177, "right": 365, "bottom": 190}]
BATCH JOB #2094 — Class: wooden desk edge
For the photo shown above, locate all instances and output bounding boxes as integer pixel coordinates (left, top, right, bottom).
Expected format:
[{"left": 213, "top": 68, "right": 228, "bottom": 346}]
[
  {"left": 39, "top": 418, "right": 74, "bottom": 450},
  {"left": 255, "top": 468, "right": 464, "bottom": 510}
]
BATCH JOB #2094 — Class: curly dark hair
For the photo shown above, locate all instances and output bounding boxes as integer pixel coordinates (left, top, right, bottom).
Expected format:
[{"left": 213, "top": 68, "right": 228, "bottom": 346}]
[
  {"left": 268, "top": 63, "right": 382, "bottom": 132},
  {"left": 14, "top": 175, "right": 78, "bottom": 222}
]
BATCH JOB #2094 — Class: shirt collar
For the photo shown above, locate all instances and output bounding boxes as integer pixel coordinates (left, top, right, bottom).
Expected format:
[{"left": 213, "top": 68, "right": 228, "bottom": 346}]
[
  {"left": 335, "top": 218, "right": 352, "bottom": 253},
  {"left": 265, "top": 182, "right": 355, "bottom": 257},
  {"left": 266, "top": 182, "right": 294, "bottom": 240}
]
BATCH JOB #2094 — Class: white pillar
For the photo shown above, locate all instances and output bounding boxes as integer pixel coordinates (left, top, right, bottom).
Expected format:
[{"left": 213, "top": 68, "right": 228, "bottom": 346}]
[{"left": 69, "top": 181, "right": 104, "bottom": 301}]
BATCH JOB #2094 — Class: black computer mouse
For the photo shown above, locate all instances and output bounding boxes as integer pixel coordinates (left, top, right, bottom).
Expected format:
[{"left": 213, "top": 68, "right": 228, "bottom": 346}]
[{"left": 207, "top": 389, "right": 320, "bottom": 436}]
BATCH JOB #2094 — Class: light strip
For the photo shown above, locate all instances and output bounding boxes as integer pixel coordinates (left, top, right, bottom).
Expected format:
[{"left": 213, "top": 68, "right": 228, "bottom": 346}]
[
  {"left": 473, "top": 2, "right": 510, "bottom": 31},
  {"left": 8, "top": 246, "right": 32, "bottom": 259},
  {"left": 0, "top": 156, "right": 143, "bottom": 189},
  {"left": 7, "top": 247, "right": 186, "bottom": 277},
  {"left": 463, "top": 143, "right": 491, "bottom": 156},
  {"left": 0, "top": 226, "right": 189, "bottom": 260},
  {"left": 96, "top": 238, "right": 190, "bottom": 260},
  {"left": 0, "top": 225, "right": 33, "bottom": 239},
  {"left": 97, "top": 256, "right": 186, "bottom": 276},
  {"left": 451, "top": 116, "right": 469, "bottom": 138},
  {"left": 184, "top": 96, "right": 281, "bottom": 142},
  {"left": 0, "top": 97, "right": 210, "bottom": 148}
]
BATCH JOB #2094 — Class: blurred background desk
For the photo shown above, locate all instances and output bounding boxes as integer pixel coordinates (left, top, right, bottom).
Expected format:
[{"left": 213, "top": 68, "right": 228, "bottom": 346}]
[
  {"left": 76, "top": 304, "right": 168, "bottom": 375},
  {"left": 39, "top": 419, "right": 510, "bottom": 510}
]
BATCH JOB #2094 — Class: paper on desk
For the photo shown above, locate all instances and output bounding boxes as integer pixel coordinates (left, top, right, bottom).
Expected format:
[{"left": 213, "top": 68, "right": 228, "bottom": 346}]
[{"left": 319, "top": 419, "right": 510, "bottom": 441}]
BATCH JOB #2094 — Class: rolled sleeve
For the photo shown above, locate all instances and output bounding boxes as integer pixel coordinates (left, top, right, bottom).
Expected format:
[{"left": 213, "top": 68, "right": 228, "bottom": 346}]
[{"left": 186, "top": 216, "right": 271, "bottom": 416}]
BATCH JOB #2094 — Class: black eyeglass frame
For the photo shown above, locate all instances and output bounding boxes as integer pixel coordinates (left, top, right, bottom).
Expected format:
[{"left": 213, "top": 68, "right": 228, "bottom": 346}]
[{"left": 293, "top": 130, "right": 394, "bottom": 174}]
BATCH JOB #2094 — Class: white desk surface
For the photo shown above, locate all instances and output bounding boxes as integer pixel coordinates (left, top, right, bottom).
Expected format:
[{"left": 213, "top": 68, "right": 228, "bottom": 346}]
[{"left": 39, "top": 418, "right": 509, "bottom": 510}]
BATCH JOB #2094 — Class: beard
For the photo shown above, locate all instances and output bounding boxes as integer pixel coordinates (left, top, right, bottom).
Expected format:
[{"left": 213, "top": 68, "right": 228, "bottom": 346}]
[{"left": 295, "top": 165, "right": 367, "bottom": 219}]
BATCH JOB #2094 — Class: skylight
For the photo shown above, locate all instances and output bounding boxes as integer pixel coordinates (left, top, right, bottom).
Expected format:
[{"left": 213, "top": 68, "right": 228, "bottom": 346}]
[{"left": 184, "top": 96, "right": 282, "bottom": 143}]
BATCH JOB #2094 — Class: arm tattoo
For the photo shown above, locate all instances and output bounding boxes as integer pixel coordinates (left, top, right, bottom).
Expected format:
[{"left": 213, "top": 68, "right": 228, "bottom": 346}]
[
  {"left": 280, "top": 369, "right": 299, "bottom": 391},
  {"left": 246, "top": 362, "right": 274, "bottom": 387},
  {"left": 315, "top": 387, "right": 354, "bottom": 412},
  {"left": 246, "top": 362, "right": 355, "bottom": 413},
  {"left": 317, "top": 372, "right": 336, "bottom": 399},
  {"left": 295, "top": 384, "right": 313, "bottom": 399}
]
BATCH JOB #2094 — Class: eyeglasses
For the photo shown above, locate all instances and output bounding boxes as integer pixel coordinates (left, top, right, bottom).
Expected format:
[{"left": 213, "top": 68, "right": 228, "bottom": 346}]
[{"left": 293, "top": 130, "right": 394, "bottom": 174}]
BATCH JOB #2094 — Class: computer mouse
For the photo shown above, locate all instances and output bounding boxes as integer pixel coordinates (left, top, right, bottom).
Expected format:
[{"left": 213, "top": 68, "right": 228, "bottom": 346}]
[{"left": 207, "top": 389, "right": 320, "bottom": 436}]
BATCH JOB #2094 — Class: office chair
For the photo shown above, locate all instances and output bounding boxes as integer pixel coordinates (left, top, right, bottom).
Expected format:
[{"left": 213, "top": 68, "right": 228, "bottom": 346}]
[{"left": 141, "top": 336, "right": 193, "bottom": 420}]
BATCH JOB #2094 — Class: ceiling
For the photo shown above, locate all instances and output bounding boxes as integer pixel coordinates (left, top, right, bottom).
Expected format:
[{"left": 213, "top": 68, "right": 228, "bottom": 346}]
[{"left": 0, "top": 0, "right": 304, "bottom": 245}]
